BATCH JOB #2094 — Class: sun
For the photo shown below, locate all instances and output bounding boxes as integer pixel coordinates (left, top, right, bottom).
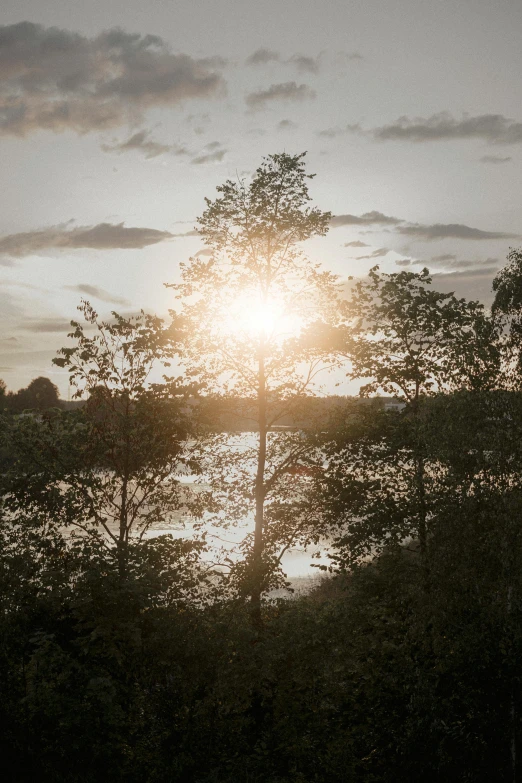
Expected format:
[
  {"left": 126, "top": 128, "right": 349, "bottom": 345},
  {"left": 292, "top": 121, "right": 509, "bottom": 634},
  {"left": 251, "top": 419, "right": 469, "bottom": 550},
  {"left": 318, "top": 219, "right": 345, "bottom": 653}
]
[
  {"left": 218, "top": 293, "right": 280, "bottom": 339},
  {"left": 241, "top": 298, "right": 278, "bottom": 337},
  {"left": 213, "top": 288, "right": 304, "bottom": 342}
]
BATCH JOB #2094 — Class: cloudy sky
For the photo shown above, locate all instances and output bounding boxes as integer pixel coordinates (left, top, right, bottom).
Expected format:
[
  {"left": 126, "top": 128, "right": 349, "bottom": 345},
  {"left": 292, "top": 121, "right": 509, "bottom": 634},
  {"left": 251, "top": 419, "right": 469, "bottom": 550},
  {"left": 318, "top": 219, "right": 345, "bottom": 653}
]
[{"left": 1, "top": 0, "right": 521, "bottom": 395}]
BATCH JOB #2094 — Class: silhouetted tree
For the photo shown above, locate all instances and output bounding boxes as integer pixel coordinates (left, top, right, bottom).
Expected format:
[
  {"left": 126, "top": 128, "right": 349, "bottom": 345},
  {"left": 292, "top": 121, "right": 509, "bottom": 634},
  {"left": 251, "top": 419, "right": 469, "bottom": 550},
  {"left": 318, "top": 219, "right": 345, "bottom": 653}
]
[
  {"left": 5, "top": 376, "right": 61, "bottom": 413},
  {"left": 168, "top": 152, "right": 341, "bottom": 624},
  {"left": 493, "top": 248, "right": 522, "bottom": 390},
  {"left": 4, "top": 302, "right": 198, "bottom": 579},
  {"left": 334, "top": 265, "right": 500, "bottom": 583}
]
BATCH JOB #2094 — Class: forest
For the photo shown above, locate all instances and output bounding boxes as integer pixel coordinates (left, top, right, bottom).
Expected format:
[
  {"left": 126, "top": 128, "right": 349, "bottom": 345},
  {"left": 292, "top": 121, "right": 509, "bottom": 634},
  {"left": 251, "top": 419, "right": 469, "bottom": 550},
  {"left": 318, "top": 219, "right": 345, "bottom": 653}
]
[{"left": 2, "top": 153, "right": 522, "bottom": 782}]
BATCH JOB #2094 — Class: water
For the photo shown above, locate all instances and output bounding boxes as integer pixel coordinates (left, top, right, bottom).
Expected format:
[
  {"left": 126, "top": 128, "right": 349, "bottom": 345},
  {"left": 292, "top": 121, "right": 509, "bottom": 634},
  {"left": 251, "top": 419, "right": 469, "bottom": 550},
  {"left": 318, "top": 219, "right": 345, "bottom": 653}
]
[{"left": 141, "top": 432, "right": 332, "bottom": 581}]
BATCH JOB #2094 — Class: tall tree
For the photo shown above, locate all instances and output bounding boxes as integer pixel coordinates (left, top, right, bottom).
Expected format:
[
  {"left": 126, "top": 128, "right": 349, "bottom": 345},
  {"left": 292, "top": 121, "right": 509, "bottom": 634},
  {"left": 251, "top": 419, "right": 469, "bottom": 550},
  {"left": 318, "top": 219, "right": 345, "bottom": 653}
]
[
  {"left": 344, "top": 265, "right": 499, "bottom": 403},
  {"left": 492, "top": 247, "right": 522, "bottom": 780},
  {"left": 331, "top": 265, "right": 500, "bottom": 583},
  {"left": 493, "top": 247, "right": 522, "bottom": 389},
  {"left": 169, "top": 152, "right": 341, "bottom": 624},
  {"left": 5, "top": 302, "right": 195, "bottom": 578}
]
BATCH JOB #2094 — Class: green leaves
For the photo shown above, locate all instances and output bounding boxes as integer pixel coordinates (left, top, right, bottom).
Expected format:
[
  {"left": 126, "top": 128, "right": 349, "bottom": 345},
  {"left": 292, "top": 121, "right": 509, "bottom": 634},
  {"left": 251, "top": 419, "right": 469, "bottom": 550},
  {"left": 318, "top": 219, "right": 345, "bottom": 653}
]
[
  {"left": 6, "top": 301, "right": 197, "bottom": 578},
  {"left": 52, "top": 300, "right": 172, "bottom": 399},
  {"left": 342, "top": 265, "right": 500, "bottom": 402},
  {"left": 165, "top": 151, "right": 342, "bottom": 608},
  {"left": 198, "top": 152, "right": 331, "bottom": 256},
  {"left": 492, "top": 248, "right": 522, "bottom": 388}
]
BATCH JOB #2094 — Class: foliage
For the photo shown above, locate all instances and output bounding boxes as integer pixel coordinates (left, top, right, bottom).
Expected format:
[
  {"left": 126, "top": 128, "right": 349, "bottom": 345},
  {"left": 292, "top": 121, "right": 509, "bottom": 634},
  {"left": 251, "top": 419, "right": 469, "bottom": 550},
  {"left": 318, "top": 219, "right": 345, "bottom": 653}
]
[
  {"left": 4, "top": 302, "right": 197, "bottom": 578},
  {"left": 493, "top": 247, "right": 522, "bottom": 387},
  {"left": 343, "top": 265, "right": 500, "bottom": 401},
  {"left": 3, "top": 376, "right": 61, "bottom": 413},
  {"left": 168, "top": 152, "right": 342, "bottom": 618}
]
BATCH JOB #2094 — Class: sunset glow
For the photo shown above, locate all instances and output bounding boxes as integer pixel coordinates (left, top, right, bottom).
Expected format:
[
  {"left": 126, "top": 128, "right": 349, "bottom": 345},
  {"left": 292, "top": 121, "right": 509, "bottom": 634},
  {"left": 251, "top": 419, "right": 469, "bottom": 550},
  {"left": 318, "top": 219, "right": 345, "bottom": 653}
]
[{"left": 219, "top": 291, "right": 302, "bottom": 341}]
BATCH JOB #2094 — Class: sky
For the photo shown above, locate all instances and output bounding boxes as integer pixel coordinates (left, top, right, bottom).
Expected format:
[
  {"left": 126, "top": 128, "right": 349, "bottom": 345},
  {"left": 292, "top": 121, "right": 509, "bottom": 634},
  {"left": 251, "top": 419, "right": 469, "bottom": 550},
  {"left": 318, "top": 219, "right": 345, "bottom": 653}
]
[{"left": 1, "top": 0, "right": 522, "bottom": 396}]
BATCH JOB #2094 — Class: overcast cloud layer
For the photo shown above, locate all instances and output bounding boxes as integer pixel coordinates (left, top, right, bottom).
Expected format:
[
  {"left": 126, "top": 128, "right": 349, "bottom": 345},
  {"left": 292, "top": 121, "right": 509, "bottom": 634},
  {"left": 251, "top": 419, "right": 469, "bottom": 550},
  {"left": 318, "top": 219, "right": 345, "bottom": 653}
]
[
  {"left": 397, "top": 223, "right": 520, "bottom": 241},
  {"left": 0, "top": 223, "right": 174, "bottom": 258},
  {"left": 332, "top": 213, "right": 520, "bottom": 242},
  {"left": 101, "top": 130, "right": 188, "bottom": 159},
  {"left": 246, "top": 82, "right": 315, "bottom": 108},
  {"left": 371, "top": 112, "right": 522, "bottom": 144},
  {"left": 0, "top": 21, "right": 225, "bottom": 135},
  {"left": 330, "top": 211, "right": 402, "bottom": 227}
]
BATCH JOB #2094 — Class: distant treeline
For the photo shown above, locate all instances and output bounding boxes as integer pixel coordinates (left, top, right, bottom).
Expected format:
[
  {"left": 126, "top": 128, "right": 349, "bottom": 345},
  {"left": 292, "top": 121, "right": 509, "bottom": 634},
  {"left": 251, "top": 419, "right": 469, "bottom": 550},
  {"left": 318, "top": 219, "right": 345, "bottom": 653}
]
[
  {"left": 0, "top": 378, "right": 396, "bottom": 429},
  {"left": 0, "top": 376, "right": 62, "bottom": 413}
]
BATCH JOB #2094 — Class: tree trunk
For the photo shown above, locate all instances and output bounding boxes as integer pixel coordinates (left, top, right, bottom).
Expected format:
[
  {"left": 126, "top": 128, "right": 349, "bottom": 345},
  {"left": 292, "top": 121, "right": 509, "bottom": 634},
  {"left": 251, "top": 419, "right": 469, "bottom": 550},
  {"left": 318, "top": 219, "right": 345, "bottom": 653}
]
[
  {"left": 415, "top": 453, "right": 430, "bottom": 593},
  {"left": 251, "top": 345, "right": 267, "bottom": 628},
  {"left": 412, "top": 390, "right": 430, "bottom": 593},
  {"left": 118, "top": 398, "right": 130, "bottom": 581},
  {"left": 118, "top": 476, "right": 128, "bottom": 580},
  {"left": 508, "top": 581, "right": 517, "bottom": 783}
]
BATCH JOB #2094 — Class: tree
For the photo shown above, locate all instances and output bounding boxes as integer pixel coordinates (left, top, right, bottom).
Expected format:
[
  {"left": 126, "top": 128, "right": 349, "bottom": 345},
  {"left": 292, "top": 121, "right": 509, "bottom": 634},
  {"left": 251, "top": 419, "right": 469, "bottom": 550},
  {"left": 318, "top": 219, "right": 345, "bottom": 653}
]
[
  {"left": 4, "top": 302, "right": 196, "bottom": 579},
  {"left": 168, "top": 152, "right": 341, "bottom": 624},
  {"left": 5, "top": 376, "right": 61, "bottom": 414},
  {"left": 326, "top": 266, "right": 500, "bottom": 585},
  {"left": 493, "top": 248, "right": 522, "bottom": 390},
  {"left": 491, "top": 248, "right": 522, "bottom": 779},
  {"left": 344, "top": 265, "right": 499, "bottom": 403}
]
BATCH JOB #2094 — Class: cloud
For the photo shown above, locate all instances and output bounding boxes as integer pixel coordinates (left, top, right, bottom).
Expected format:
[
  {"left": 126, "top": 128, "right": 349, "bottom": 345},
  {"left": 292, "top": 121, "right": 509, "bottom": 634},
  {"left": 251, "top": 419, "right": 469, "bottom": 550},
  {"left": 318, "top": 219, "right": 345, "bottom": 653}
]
[
  {"left": 63, "top": 284, "right": 130, "bottom": 305},
  {"left": 370, "top": 112, "right": 522, "bottom": 144},
  {"left": 397, "top": 223, "right": 520, "bottom": 241},
  {"left": 317, "top": 127, "right": 344, "bottom": 139},
  {"left": 0, "top": 222, "right": 174, "bottom": 258},
  {"left": 191, "top": 144, "right": 226, "bottom": 164},
  {"left": 277, "top": 119, "right": 297, "bottom": 130},
  {"left": 335, "top": 51, "right": 364, "bottom": 63},
  {"left": 430, "top": 268, "right": 499, "bottom": 305},
  {"left": 246, "top": 82, "right": 315, "bottom": 109},
  {"left": 413, "top": 256, "right": 500, "bottom": 271},
  {"left": 246, "top": 48, "right": 280, "bottom": 65},
  {"left": 0, "top": 22, "right": 225, "bottom": 136},
  {"left": 317, "top": 123, "right": 361, "bottom": 138},
  {"left": 171, "top": 229, "right": 199, "bottom": 237},
  {"left": 344, "top": 240, "right": 369, "bottom": 247},
  {"left": 0, "top": 349, "right": 64, "bottom": 373},
  {"left": 20, "top": 318, "right": 73, "bottom": 333},
  {"left": 480, "top": 154, "right": 512, "bottom": 164},
  {"left": 430, "top": 254, "right": 457, "bottom": 262},
  {"left": 101, "top": 129, "right": 189, "bottom": 159},
  {"left": 0, "top": 290, "right": 24, "bottom": 318},
  {"left": 330, "top": 211, "right": 402, "bottom": 228},
  {"left": 355, "top": 247, "right": 390, "bottom": 260},
  {"left": 331, "top": 211, "right": 518, "bottom": 243},
  {"left": 246, "top": 50, "right": 319, "bottom": 72},
  {"left": 0, "top": 278, "right": 44, "bottom": 291},
  {"left": 288, "top": 54, "right": 319, "bottom": 73},
  {"left": 198, "top": 55, "right": 228, "bottom": 69},
  {"left": 195, "top": 248, "right": 213, "bottom": 257},
  {"left": 395, "top": 259, "right": 411, "bottom": 266}
]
